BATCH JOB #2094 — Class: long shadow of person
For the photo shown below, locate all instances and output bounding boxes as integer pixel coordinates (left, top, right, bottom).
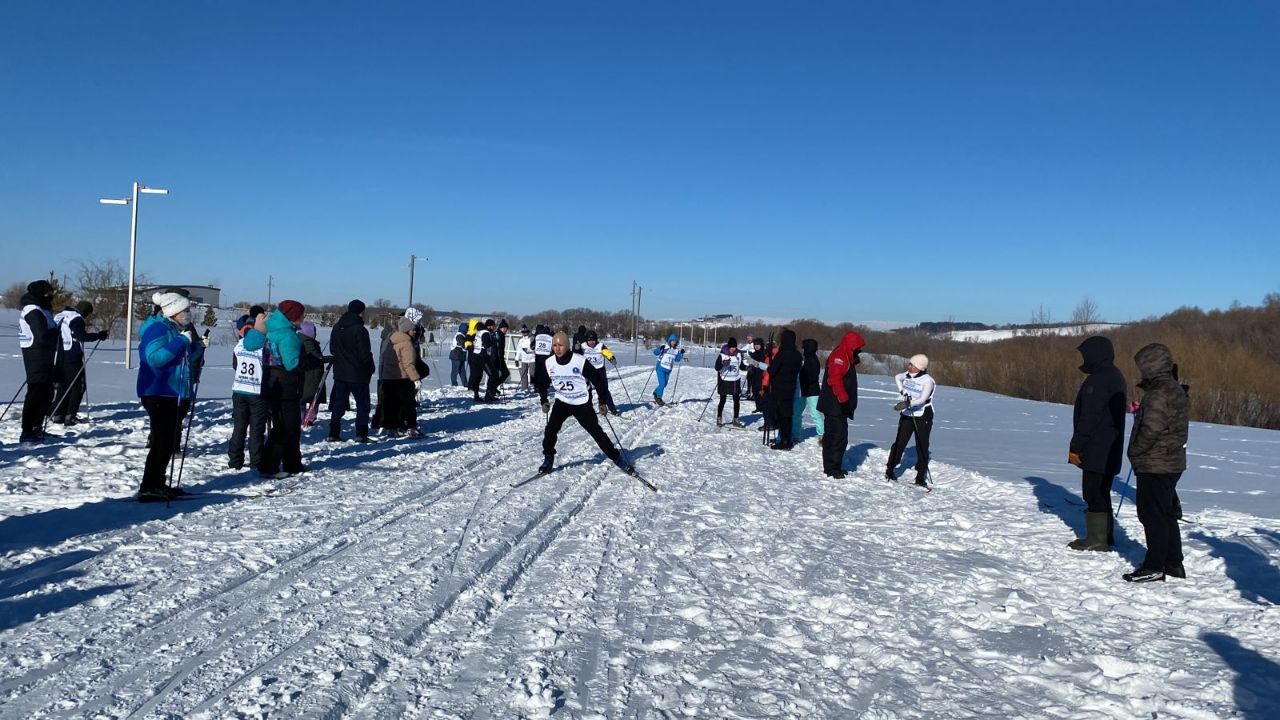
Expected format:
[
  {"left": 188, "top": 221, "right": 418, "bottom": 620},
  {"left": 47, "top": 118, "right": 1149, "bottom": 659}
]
[
  {"left": 1203, "top": 632, "right": 1280, "bottom": 719},
  {"left": 0, "top": 493, "right": 235, "bottom": 556},
  {"left": 844, "top": 443, "right": 877, "bottom": 474},
  {"left": 1024, "top": 476, "right": 1141, "bottom": 563},
  {"left": 1190, "top": 530, "right": 1280, "bottom": 606}
]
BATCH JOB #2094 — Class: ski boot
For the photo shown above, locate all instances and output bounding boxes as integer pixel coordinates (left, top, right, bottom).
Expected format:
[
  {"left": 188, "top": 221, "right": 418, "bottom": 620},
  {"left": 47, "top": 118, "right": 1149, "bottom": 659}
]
[
  {"left": 652, "top": 394, "right": 666, "bottom": 407},
  {"left": 613, "top": 457, "right": 635, "bottom": 474},
  {"left": 538, "top": 456, "right": 555, "bottom": 475}
]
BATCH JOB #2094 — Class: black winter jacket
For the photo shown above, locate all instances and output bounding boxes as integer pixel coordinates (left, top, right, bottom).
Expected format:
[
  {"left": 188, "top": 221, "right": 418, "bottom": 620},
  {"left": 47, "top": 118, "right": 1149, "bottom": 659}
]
[
  {"left": 766, "top": 330, "right": 802, "bottom": 401},
  {"left": 21, "top": 292, "right": 58, "bottom": 383},
  {"left": 1070, "top": 336, "right": 1128, "bottom": 476},
  {"left": 800, "top": 339, "right": 821, "bottom": 397},
  {"left": 330, "top": 311, "right": 375, "bottom": 384}
]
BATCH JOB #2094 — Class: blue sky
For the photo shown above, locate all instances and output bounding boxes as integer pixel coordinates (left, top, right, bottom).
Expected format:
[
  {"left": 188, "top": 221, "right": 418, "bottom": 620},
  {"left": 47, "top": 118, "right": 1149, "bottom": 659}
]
[{"left": 2, "top": 2, "right": 1277, "bottom": 325}]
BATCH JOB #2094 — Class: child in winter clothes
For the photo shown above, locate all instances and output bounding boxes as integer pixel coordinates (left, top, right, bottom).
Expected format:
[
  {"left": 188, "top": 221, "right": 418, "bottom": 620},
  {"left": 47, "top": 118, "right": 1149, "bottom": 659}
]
[
  {"left": 651, "top": 334, "right": 684, "bottom": 405},
  {"left": 297, "top": 321, "right": 331, "bottom": 426},
  {"left": 50, "top": 300, "right": 109, "bottom": 425},
  {"left": 885, "top": 354, "right": 937, "bottom": 487},
  {"left": 792, "top": 338, "right": 824, "bottom": 442},
  {"left": 714, "top": 338, "right": 744, "bottom": 426},
  {"left": 539, "top": 331, "right": 631, "bottom": 474},
  {"left": 516, "top": 325, "right": 536, "bottom": 390},
  {"left": 581, "top": 330, "right": 620, "bottom": 415},
  {"left": 229, "top": 314, "right": 269, "bottom": 470},
  {"left": 379, "top": 317, "right": 422, "bottom": 437},
  {"left": 259, "top": 301, "right": 308, "bottom": 478},
  {"left": 450, "top": 322, "right": 469, "bottom": 386},
  {"left": 17, "top": 280, "right": 59, "bottom": 442},
  {"left": 531, "top": 324, "right": 554, "bottom": 412}
]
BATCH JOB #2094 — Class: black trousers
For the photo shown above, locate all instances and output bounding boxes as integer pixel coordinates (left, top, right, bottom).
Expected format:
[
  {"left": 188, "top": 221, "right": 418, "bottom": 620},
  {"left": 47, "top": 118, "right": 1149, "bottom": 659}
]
[
  {"left": 821, "top": 414, "right": 849, "bottom": 474},
  {"left": 542, "top": 400, "right": 620, "bottom": 462},
  {"left": 716, "top": 379, "right": 740, "bottom": 419},
  {"left": 533, "top": 357, "right": 551, "bottom": 403},
  {"left": 262, "top": 393, "right": 304, "bottom": 474},
  {"left": 1080, "top": 469, "right": 1113, "bottom": 514},
  {"left": 886, "top": 407, "right": 933, "bottom": 475},
  {"left": 771, "top": 391, "right": 796, "bottom": 445},
  {"left": 1136, "top": 471, "right": 1184, "bottom": 571},
  {"left": 22, "top": 380, "right": 53, "bottom": 435},
  {"left": 229, "top": 393, "right": 268, "bottom": 467},
  {"left": 51, "top": 363, "right": 87, "bottom": 420},
  {"left": 329, "top": 380, "right": 371, "bottom": 436},
  {"left": 467, "top": 353, "right": 487, "bottom": 394},
  {"left": 381, "top": 378, "right": 417, "bottom": 430},
  {"left": 485, "top": 357, "right": 509, "bottom": 398},
  {"left": 140, "top": 396, "right": 180, "bottom": 492}
]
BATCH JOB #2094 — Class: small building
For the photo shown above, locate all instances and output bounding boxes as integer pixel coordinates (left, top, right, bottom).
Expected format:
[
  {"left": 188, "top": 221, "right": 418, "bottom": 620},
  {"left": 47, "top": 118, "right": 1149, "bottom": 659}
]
[{"left": 142, "top": 284, "right": 222, "bottom": 307}]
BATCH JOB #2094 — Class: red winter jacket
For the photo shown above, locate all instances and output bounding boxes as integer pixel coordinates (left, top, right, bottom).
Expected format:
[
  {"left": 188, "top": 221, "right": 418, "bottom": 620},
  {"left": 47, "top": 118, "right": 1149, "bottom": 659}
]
[{"left": 817, "top": 331, "right": 865, "bottom": 417}]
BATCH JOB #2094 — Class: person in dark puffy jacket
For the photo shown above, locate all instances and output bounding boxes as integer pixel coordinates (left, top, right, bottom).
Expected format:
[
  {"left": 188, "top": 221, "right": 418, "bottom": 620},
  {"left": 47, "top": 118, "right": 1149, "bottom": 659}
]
[
  {"left": 17, "top": 280, "right": 59, "bottom": 442},
  {"left": 1067, "top": 336, "right": 1127, "bottom": 552},
  {"left": 1122, "top": 343, "right": 1190, "bottom": 583},
  {"left": 50, "top": 300, "right": 109, "bottom": 426},
  {"left": 327, "top": 299, "right": 375, "bottom": 442},
  {"left": 793, "top": 338, "right": 824, "bottom": 443},
  {"left": 817, "top": 331, "right": 865, "bottom": 479},
  {"left": 764, "top": 329, "right": 802, "bottom": 450}
]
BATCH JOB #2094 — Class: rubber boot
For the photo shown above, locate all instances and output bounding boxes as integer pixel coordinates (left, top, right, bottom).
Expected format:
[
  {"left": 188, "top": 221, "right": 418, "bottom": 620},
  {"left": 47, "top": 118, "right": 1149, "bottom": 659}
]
[{"left": 1067, "top": 511, "right": 1112, "bottom": 551}]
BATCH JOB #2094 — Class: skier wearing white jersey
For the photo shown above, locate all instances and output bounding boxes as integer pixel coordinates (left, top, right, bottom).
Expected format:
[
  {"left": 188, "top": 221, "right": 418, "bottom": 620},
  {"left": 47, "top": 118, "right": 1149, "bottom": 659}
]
[
  {"left": 579, "top": 330, "right": 620, "bottom": 416},
  {"left": 885, "top": 354, "right": 936, "bottom": 486},
  {"left": 539, "top": 331, "right": 631, "bottom": 474},
  {"left": 713, "top": 338, "right": 745, "bottom": 426},
  {"left": 531, "top": 324, "right": 554, "bottom": 412}
]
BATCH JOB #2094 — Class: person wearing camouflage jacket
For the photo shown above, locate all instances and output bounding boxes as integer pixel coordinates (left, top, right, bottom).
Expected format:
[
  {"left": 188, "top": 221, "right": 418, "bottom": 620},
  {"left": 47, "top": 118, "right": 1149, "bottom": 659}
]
[{"left": 1123, "top": 342, "right": 1190, "bottom": 583}]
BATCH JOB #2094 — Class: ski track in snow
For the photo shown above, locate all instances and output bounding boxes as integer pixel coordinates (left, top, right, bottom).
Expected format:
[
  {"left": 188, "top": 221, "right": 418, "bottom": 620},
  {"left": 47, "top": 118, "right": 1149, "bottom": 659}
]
[{"left": 1, "top": 363, "right": 1279, "bottom": 719}]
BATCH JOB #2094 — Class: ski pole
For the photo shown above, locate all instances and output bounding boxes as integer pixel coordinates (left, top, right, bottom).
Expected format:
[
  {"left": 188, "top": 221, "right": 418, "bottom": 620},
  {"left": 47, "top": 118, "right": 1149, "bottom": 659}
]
[
  {"left": 0, "top": 381, "right": 27, "bottom": 424},
  {"left": 44, "top": 339, "right": 102, "bottom": 432},
  {"left": 304, "top": 362, "right": 334, "bottom": 427},
  {"left": 670, "top": 357, "right": 683, "bottom": 403},
  {"left": 611, "top": 362, "right": 634, "bottom": 408},
  {"left": 697, "top": 379, "right": 719, "bottom": 422},
  {"left": 1114, "top": 467, "right": 1135, "bottom": 518},
  {"left": 638, "top": 364, "right": 655, "bottom": 399},
  {"left": 169, "top": 330, "right": 207, "bottom": 500}
]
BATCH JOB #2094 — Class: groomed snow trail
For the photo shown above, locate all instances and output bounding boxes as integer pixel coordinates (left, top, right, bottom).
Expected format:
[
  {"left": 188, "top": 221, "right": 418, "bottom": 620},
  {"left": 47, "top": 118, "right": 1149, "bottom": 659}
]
[{"left": 1, "top": 367, "right": 1278, "bottom": 719}]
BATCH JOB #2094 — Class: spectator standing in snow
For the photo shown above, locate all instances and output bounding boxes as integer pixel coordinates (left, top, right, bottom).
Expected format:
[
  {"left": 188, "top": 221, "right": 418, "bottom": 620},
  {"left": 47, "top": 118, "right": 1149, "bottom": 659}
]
[
  {"left": 764, "top": 329, "right": 802, "bottom": 450},
  {"left": 135, "top": 292, "right": 199, "bottom": 501},
  {"left": 651, "top": 334, "right": 684, "bottom": 405},
  {"left": 468, "top": 318, "right": 493, "bottom": 402},
  {"left": 379, "top": 317, "right": 423, "bottom": 437},
  {"left": 485, "top": 319, "right": 510, "bottom": 400},
  {"left": 259, "top": 300, "right": 309, "bottom": 478},
  {"left": 539, "top": 331, "right": 631, "bottom": 474},
  {"left": 1123, "top": 343, "right": 1191, "bottom": 583},
  {"left": 228, "top": 314, "right": 269, "bottom": 470},
  {"left": 793, "top": 338, "right": 824, "bottom": 444},
  {"left": 714, "top": 338, "right": 744, "bottom": 426},
  {"left": 1067, "top": 336, "right": 1127, "bottom": 552},
  {"left": 50, "top": 300, "right": 109, "bottom": 425},
  {"left": 450, "top": 322, "right": 469, "bottom": 387},
  {"left": 745, "top": 337, "right": 767, "bottom": 417},
  {"left": 328, "top": 299, "right": 375, "bottom": 443},
  {"left": 17, "top": 280, "right": 59, "bottom": 442},
  {"left": 817, "top": 331, "right": 865, "bottom": 479},
  {"left": 297, "top": 320, "right": 330, "bottom": 426},
  {"left": 885, "top": 354, "right": 937, "bottom": 487}
]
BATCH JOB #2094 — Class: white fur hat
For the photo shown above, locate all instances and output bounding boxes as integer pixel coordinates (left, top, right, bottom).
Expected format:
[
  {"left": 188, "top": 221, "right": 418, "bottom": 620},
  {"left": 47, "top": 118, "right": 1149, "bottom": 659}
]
[
  {"left": 404, "top": 307, "right": 423, "bottom": 324},
  {"left": 153, "top": 291, "right": 190, "bottom": 318},
  {"left": 910, "top": 354, "right": 929, "bottom": 371}
]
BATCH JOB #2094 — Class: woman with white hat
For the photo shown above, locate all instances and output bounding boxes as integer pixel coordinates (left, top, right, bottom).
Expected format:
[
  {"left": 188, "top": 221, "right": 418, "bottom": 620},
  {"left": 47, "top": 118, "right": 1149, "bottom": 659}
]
[
  {"left": 885, "top": 354, "right": 936, "bottom": 488},
  {"left": 135, "top": 291, "right": 199, "bottom": 501}
]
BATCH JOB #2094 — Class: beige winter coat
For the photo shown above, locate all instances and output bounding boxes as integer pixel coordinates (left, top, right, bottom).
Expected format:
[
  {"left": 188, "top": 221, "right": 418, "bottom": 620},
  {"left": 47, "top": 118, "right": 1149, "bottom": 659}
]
[{"left": 380, "top": 331, "right": 420, "bottom": 381}]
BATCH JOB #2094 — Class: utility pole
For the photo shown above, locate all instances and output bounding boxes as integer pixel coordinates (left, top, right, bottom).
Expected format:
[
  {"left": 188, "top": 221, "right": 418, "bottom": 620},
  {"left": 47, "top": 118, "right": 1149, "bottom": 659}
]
[
  {"left": 267, "top": 275, "right": 274, "bottom": 307},
  {"left": 631, "top": 280, "right": 643, "bottom": 364},
  {"left": 408, "top": 254, "right": 426, "bottom": 308}
]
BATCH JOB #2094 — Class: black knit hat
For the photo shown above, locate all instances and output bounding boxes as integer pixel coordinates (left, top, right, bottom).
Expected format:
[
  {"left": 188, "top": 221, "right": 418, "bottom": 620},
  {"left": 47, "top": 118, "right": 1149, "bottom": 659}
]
[
  {"left": 348, "top": 299, "right": 366, "bottom": 315},
  {"left": 75, "top": 301, "right": 94, "bottom": 316},
  {"left": 27, "top": 280, "right": 54, "bottom": 298}
]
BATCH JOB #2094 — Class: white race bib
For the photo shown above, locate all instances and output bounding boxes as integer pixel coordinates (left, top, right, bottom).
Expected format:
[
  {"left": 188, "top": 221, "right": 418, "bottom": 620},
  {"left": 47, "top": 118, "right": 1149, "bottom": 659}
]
[
  {"left": 658, "top": 347, "right": 677, "bottom": 370},
  {"left": 547, "top": 354, "right": 590, "bottom": 405},
  {"left": 582, "top": 344, "right": 606, "bottom": 369},
  {"left": 232, "top": 342, "right": 265, "bottom": 395},
  {"left": 534, "top": 334, "right": 553, "bottom": 355},
  {"left": 718, "top": 353, "right": 741, "bottom": 382}
]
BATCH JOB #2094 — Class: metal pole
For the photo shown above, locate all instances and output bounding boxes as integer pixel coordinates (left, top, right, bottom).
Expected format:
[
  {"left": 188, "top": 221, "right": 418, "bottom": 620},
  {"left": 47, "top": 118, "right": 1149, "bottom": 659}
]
[
  {"left": 124, "top": 181, "right": 140, "bottom": 369},
  {"left": 267, "top": 275, "right": 273, "bottom": 307},
  {"left": 408, "top": 255, "right": 415, "bottom": 308}
]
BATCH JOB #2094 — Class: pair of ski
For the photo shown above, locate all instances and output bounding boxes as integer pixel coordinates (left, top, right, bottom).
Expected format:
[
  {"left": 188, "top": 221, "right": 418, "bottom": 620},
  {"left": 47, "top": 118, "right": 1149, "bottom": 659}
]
[{"left": 513, "top": 462, "right": 657, "bottom": 493}]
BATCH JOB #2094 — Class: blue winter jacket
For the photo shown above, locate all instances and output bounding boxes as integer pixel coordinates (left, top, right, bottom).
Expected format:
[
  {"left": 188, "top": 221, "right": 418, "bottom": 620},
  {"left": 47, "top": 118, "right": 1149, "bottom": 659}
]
[{"left": 137, "top": 315, "right": 195, "bottom": 399}]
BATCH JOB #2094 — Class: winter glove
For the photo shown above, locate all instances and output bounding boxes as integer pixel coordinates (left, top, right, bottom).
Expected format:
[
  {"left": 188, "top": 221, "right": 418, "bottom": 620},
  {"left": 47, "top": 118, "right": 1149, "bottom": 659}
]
[
  {"left": 893, "top": 398, "right": 911, "bottom": 412},
  {"left": 200, "top": 333, "right": 211, "bottom": 348},
  {"left": 1067, "top": 451, "right": 1083, "bottom": 467},
  {"left": 92, "top": 331, "right": 110, "bottom": 342},
  {"left": 322, "top": 355, "right": 335, "bottom": 364},
  {"left": 1127, "top": 400, "right": 1141, "bottom": 414},
  {"left": 414, "top": 380, "right": 422, "bottom": 391},
  {"left": 180, "top": 329, "right": 196, "bottom": 344}
]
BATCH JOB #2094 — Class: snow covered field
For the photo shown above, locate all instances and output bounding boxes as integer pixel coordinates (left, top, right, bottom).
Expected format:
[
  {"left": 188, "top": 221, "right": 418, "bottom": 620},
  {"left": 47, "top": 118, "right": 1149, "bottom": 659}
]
[{"left": 2, "top": 322, "right": 1279, "bottom": 718}]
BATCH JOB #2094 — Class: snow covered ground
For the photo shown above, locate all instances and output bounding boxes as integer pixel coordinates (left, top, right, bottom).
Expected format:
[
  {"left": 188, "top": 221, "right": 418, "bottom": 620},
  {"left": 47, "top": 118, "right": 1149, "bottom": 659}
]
[{"left": 2, "top": 320, "right": 1278, "bottom": 718}]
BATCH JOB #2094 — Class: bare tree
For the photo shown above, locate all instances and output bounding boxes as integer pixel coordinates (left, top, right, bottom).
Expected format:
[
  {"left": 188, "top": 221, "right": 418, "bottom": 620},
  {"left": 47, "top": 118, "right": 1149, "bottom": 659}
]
[
  {"left": 1070, "top": 297, "right": 1101, "bottom": 329},
  {"left": 1, "top": 281, "right": 24, "bottom": 308},
  {"left": 73, "top": 259, "right": 144, "bottom": 338}
]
